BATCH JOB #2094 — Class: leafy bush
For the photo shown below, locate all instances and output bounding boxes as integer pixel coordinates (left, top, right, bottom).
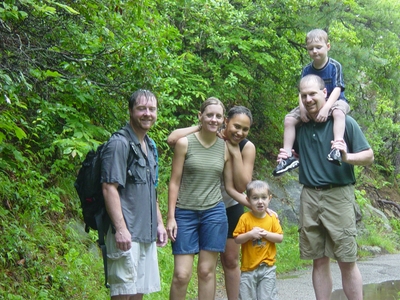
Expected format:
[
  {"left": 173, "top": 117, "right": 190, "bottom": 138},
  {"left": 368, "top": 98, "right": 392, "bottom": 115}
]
[{"left": 1, "top": 0, "right": 399, "bottom": 298}]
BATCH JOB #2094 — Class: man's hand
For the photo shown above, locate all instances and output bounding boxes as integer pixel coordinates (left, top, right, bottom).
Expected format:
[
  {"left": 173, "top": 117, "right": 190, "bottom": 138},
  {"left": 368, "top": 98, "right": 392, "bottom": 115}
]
[
  {"left": 277, "top": 148, "right": 298, "bottom": 161},
  {"left": 115, "top": 227, "right": 132, "bottom": 251},
  {"left": 276, "top": 148, "right": 289, "bottom": 162},
  {"left": 157, "top": 223, "right": 168, "bottom": 247},
  {"left": 331, "top": 139, "right": 347, "bottom": 160}
]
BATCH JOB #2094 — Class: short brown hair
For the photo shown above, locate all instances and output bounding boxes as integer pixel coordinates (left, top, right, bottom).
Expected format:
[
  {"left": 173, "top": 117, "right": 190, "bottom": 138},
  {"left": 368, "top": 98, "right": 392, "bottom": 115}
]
[
  {"left": 128, "top": 89, "right": 157, "bottom": 109},
  {"left": 246, "top": 180, "right": 271, "bottom": 197}
]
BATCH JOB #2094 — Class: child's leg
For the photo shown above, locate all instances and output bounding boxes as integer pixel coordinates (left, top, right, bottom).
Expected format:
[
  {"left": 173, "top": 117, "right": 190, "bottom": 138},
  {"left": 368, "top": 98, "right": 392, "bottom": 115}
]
[
  {"left": 283, "top": 115, "right": 300, "bottom": 156},
  {"left": 239, "top": 270, "right": 257, "bottom": 299},
  {"left": 258, "top": 264, "right": 278, "bottom": 300},
  {"left": 327, "top": 102, "right": 349, "bottom": 165},
  {"left": 332, "top": 109, "right": 346, "bottom": 142},
  {"left": 273, "top": 109, "right": 301, "bottom": 176}
]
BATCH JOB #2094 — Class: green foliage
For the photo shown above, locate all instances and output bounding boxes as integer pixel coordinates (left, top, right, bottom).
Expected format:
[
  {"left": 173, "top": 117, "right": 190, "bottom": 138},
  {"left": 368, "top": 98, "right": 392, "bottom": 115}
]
[
  {"left": 151, "top": 246, "right": 200, "bottom": 299},
  {"left": 161, "top": 0, "right": 305, "bottom": 155},
  {"left": 1, "top": 0, "right": 399, "bottom": 298},
  {"left": 389, "top": 218, "right": 400, "bottom": 238},
  {"left": 276, "top": 223, "right": 312, "bottom": 274},
  {"left": 357, "top": 229, "right": 398, "bottom": 256},
  {"left": 357, "top": 211, "right": 400, "bottom": 255},
  {"left": 355, "top": 188, "right": 369, "bottom": 209},
  {"left": 0, "top": 210, "right": 109, "bottom": 299}
]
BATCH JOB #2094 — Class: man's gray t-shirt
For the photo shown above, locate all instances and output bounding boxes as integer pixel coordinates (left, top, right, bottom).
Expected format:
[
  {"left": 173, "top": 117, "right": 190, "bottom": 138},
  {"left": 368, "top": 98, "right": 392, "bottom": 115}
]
[{"left": 101, "top": 124, "right": 158, "bottom": 243}]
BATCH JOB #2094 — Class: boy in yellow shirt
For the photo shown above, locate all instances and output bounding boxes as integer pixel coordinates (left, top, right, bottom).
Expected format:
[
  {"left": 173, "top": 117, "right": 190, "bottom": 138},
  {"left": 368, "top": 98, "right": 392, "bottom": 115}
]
[{"left": 233, "top": 180, "right": 283, "bottom": 300}]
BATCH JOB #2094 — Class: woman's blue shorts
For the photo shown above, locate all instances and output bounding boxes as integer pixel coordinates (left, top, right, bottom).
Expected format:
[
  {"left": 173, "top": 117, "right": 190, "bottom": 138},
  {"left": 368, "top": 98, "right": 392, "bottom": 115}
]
[{"left": 172, "top": 201, "right": 228, "bottom": 254}]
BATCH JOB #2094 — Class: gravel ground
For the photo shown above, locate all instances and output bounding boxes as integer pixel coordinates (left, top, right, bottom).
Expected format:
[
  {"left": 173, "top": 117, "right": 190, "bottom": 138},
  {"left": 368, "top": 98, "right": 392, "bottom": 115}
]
[{"left": 210, "top": 253, "right": 400, "bottom": 300}]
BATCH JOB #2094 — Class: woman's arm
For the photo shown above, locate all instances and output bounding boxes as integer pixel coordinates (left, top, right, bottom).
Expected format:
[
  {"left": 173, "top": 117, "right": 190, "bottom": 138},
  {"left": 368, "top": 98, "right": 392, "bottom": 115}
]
[
  {"left": 227, "top": 141, "right": 256, "bottom": 192},
  {"left": 225, "top": 182, "right": 251, "bottom": 208},
  {"left": 166, "top": 137, "right": 188, "bottom": 241},
  {"left": 223, "top": 144, "right": 250, "bottom": 207},
  {"left": 167, "top": 126, "right": 200, "bottom": 148}
]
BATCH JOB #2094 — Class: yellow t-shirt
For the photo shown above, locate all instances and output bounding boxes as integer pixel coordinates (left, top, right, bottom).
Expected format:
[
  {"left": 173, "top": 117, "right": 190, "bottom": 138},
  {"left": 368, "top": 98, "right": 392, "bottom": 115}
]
[{"left": 233, "top": 211, "right": 283, "bottom": 272}]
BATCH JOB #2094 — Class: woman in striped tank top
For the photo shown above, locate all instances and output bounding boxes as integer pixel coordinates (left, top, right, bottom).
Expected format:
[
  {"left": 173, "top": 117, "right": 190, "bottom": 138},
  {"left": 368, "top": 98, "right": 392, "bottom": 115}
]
[
  {"left": 166, "top": 97, "right": 237, "bottom": 300},
  {"left": 167, "top": 105, "right": 260, "bottom": 300}
]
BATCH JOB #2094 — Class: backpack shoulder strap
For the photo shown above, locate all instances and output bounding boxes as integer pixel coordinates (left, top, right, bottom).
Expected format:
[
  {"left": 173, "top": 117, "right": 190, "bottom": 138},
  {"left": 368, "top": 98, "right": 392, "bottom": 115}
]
[
  {"left": 146, "top": 136, "right": 159, "bottom": 188},
  {"left": 148, "top": 137, "right": 158, "bottom": 163},
  {"left": 114, "top": 127, "right": 140, "bottom": 162},
  {"left": 116, "top": 127, "right": 158, "bottom": 186}
]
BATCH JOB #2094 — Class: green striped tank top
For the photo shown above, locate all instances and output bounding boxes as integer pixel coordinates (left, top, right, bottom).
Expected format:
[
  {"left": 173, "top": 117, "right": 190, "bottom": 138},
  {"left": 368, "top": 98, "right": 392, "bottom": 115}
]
[{"left": 177, "top": 133, "right": 225, "bottom": 210}]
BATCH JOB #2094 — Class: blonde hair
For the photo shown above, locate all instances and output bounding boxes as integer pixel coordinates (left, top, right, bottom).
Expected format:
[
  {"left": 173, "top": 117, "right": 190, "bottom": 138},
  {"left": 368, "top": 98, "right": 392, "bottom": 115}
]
[
  {"left": 200, "top": 97, "right": 225, "bottom": 114},
  {"left": 246, "top": 180, "right": 271, "bottom": 197},
  {"left": 306, "top": 29, "right": 329, "bottom": 44}
]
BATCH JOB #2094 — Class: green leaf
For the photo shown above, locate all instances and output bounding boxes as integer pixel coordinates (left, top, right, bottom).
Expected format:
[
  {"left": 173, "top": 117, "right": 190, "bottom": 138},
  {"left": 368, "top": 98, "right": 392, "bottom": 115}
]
[
  {"left": 43, "top": 70, "right": 62, "bottom": 78},
  {"left": 53, "top": 2, "right": 80, "bottom": 15},
  {"left": 14, "top": 127, "right": 27, "bottom": 140}
]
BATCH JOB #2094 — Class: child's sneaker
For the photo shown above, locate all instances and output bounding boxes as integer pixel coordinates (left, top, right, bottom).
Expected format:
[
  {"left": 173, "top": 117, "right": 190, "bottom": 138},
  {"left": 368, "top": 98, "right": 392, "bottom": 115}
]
[
  {"left": 272, "top": 156, "right": 299, "bottom": 176},
  {"left": 327, "top": 148, "right": 342, "bottom": 166}
]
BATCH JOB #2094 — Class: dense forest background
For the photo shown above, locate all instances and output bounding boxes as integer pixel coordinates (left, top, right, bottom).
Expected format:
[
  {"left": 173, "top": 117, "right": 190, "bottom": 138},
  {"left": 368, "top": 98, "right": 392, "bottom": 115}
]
[{"left": 1, "top": 0, "right": 399, "bottom": 298}]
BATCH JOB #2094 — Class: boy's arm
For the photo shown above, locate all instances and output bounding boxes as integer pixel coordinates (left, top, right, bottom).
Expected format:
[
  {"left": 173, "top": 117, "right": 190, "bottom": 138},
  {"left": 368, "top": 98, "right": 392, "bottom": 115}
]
[
  {"left": 234, "top": 226, "right": 266, "bottom": 244},
  {"left": 263, "top": 231, "right": 284, "bottom": 243},
  {"left": 234, "top": 231, "right": 254, "bottom": 244},
  {"left": 315, "top": 87, "right": 342, "bottom": 122},
  {"left": 167, "top": 126, "right": 199, "bottom": 148},
  {"left": 235, "top": 226, "right": 284, "bottom": 244},
  {"left": 263, "top": 216, "right": 284, "bottom": 243},
  {"left": 298, "top": 93, "right": 310, "bottom": 123},
  {"left": 299, "top": 67, "right": 310, "bottom": 123}
]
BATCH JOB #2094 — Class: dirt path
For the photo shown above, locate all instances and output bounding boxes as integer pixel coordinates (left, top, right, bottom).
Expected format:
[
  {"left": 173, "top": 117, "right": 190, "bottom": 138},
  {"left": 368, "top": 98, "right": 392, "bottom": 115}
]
[{"left": 213, "top": 253, "right": 400, "bottom": 300}]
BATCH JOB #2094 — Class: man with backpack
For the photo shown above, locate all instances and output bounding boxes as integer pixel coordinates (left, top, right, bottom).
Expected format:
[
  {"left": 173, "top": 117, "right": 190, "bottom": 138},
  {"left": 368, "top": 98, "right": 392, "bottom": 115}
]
[{"left": 101, "top": 89, "right": 167, "bottom": 299}]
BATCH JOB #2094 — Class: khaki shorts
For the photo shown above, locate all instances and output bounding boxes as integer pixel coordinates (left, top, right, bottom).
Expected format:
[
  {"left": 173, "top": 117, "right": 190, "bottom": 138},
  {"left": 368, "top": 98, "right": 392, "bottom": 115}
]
[
  {"left": 287, "top": 99, "right": 350, "bottom": 121},
  {"left": 106, "top": 228, "right": 161, "bottom": 296},
  {"left": 298, "top": 184, "right": 358, "bottom": 262},
  {"left": 239, "top": 264, "right": 277, "bottom": 300}
]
